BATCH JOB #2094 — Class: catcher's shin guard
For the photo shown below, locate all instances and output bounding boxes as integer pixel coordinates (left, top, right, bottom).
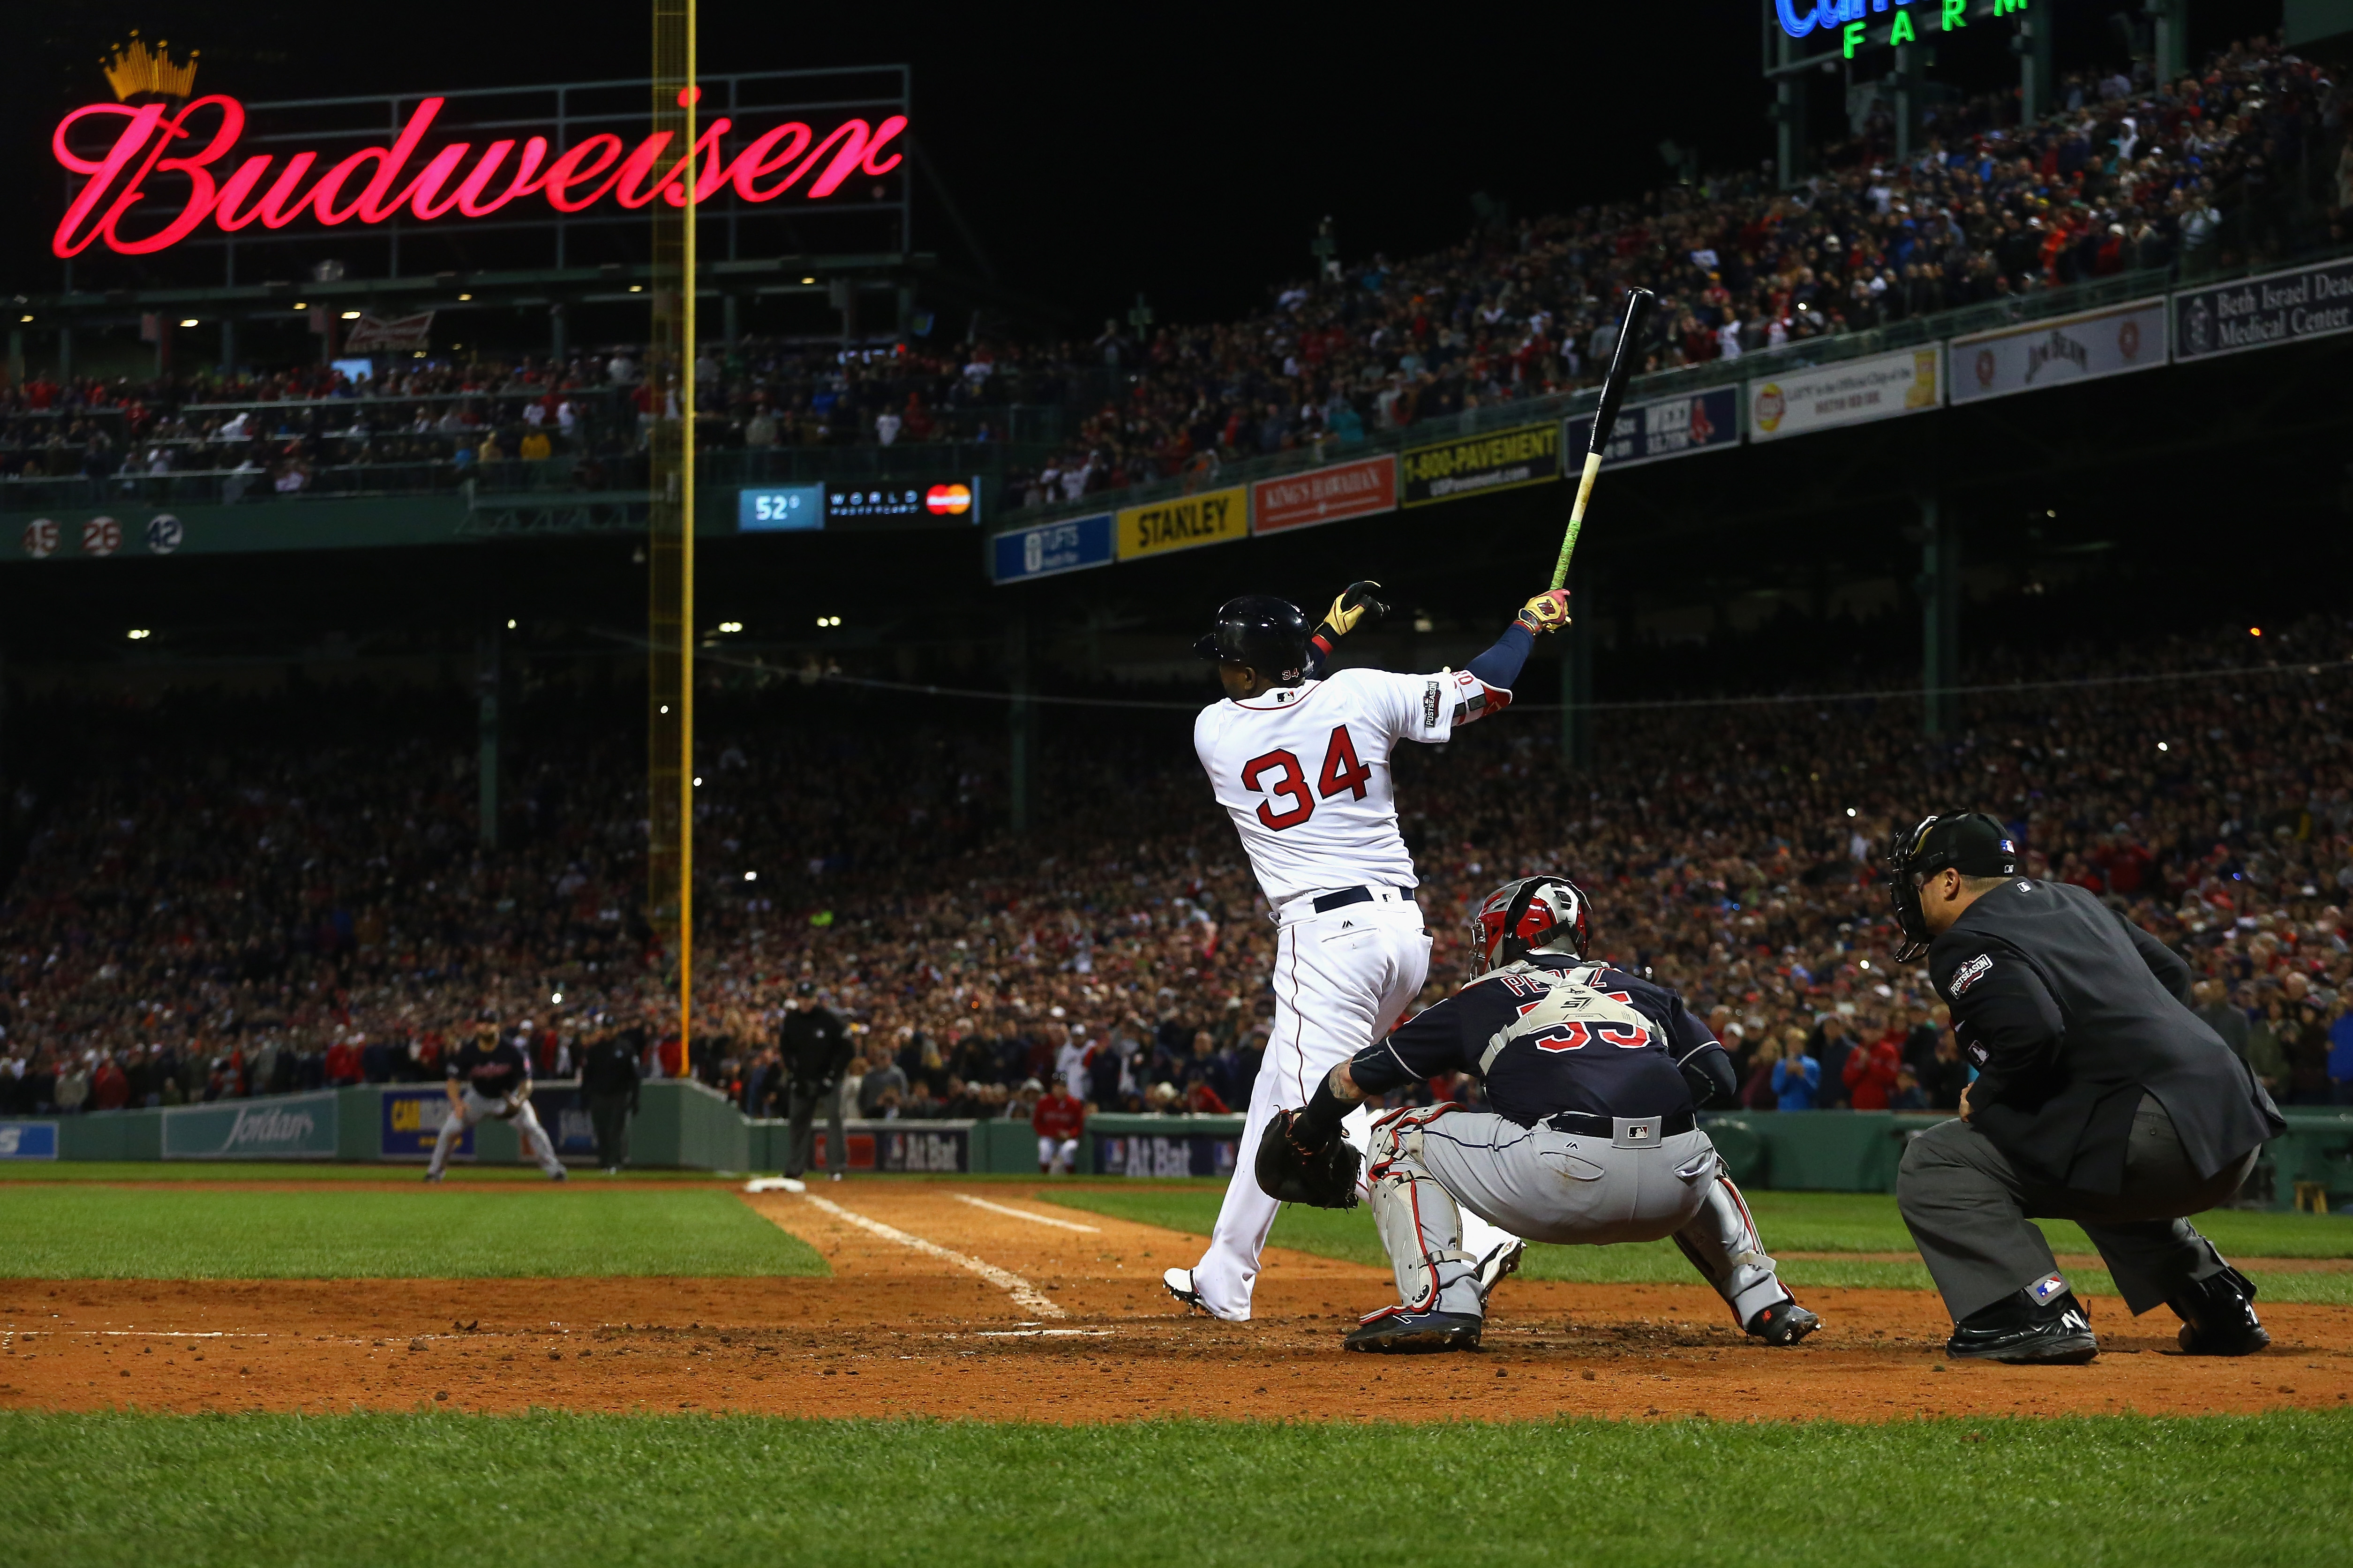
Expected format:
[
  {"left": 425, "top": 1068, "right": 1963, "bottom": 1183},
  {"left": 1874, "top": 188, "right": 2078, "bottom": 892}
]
[
  {"left": 1366, "top": 1105, "right": 1481, "bottom": 1319},
  {"left": 1669, "top": 1166, "right": 1792, "bottom": 1328}
]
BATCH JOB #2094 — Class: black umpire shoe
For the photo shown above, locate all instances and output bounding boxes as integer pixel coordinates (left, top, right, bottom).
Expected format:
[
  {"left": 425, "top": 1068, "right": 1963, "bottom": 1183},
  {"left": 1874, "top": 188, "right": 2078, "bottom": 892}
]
[
  {"left": 1344, "top": 1305, "right": 1483, "bottom": 1354},
  {"left": 1744, "top": 1297, "right": 1822, "bottom": 1346},
  {"left": 1946, "top": 1286, "right": 2098, "bottom": 1365},
  {"left": 2169, "top": 1266, "right": 2270, "bottom": 1356}
]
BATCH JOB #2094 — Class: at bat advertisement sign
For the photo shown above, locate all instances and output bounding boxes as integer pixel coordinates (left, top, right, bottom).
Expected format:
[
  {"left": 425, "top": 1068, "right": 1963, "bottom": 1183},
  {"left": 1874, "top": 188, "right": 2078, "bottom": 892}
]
[{"left": 1398, "top": 422, "right": 1559, "bottom": 508}]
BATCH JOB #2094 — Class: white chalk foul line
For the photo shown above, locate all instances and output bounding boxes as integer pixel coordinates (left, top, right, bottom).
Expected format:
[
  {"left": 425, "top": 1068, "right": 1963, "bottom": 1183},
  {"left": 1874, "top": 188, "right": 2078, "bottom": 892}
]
[
  {"left": 800, "top": 1193, "right": 1065, "bottom": 1320},
  {"left": 951, "top": 1193, "right": 1101, "bottom": 1233}
]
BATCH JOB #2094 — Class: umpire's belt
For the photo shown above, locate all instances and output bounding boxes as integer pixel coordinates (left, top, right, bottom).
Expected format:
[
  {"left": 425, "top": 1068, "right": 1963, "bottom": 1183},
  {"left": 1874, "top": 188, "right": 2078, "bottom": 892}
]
[{"left": 1542, "top": 1109, "right": 1696, "bottom": 1144}]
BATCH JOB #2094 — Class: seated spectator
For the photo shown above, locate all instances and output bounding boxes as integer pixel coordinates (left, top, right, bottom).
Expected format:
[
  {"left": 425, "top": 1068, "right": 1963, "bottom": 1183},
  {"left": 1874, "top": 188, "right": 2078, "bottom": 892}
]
[{"left": 1772, "top": 1034, "right": 1819, "bottom": 1112}]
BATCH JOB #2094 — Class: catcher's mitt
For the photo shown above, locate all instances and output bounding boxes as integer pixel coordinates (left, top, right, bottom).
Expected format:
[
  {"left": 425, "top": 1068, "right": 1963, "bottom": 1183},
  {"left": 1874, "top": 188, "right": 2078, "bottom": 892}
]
[{"left": 1254, "top": 1107, "right": 1362, "bottom": 1208}]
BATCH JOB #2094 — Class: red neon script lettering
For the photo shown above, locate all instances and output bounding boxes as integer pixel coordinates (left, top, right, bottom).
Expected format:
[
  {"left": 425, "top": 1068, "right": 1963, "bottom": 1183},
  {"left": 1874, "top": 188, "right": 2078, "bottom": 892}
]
[{"left": 46, "top": 95, "right": 909, "bottom": 257}]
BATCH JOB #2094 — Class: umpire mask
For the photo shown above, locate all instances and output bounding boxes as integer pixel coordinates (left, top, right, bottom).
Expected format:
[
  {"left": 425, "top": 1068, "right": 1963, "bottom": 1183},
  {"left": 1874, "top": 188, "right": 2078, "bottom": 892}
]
[{"left": 1885, "top": 812, "right": 2020, "bottom": 962}]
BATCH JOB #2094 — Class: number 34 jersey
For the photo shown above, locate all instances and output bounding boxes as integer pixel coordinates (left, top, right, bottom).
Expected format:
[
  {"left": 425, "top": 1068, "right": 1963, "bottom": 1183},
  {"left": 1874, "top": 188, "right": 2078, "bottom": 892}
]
[{"left": 1194, "top": 666, "right": 1507, "bottom": 907}]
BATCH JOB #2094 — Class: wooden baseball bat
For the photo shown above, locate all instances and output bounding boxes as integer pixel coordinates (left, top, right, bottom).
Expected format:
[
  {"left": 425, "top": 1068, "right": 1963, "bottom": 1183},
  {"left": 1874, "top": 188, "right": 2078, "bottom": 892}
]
[{"left": 1548, "top": 286, "right": 1656, "bottom": 591}]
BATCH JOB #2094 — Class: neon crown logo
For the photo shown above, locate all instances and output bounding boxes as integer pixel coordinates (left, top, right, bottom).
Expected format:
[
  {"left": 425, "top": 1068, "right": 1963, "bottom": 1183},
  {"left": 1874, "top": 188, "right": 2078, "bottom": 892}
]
[{"left": 103, "top": 31, "right": 199, "bottom": 101}]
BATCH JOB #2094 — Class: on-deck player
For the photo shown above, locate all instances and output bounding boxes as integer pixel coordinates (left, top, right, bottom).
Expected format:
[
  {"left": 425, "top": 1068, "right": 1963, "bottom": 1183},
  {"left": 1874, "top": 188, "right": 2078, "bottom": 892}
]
[
  {"left": 1164, "top": 584, "right": 1566, "bottom": 1321},
  {"left": 1259, "top": 873, "right": 1821, "bottom": 1351},
  {"left": 424, "top": 1017, "right": 569, "bottom": 1182}
]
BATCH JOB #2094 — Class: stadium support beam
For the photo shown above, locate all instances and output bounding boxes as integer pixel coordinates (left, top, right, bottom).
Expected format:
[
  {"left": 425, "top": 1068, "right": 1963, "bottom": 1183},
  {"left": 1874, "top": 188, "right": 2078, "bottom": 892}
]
[
  {"left": 646, "top": 0, "right": 697, "bottom": 1067},
  {"left": 1773, "top": 31, "right": 1808, "bottom": 190},
  {"left": 2016, "top": 9, "right": 2055, "bottom": 126},
  {"left": 477, "top": 624, "right": 502, "bottom": 850},
  {"left": 1918, "top": 493, "right": 1961, "bottom": 738},
  {"left": 1007, "top": 612, "right": 1034, "bottom": 834},
  {"left": 2149, "top": 0, "right": 2188, "bottom": 81},
  {"left": 1560, "top": 570, "right": 1594, "bottom": 769}
]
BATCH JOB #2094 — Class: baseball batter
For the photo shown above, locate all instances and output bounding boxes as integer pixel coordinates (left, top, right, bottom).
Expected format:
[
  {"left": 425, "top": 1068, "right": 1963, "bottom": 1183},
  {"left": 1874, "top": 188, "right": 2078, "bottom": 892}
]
[
  {"left": 1257, "top": 873, "right": 1821, "bottom": 1351},
  {"left": 424, "top": 1020, "right": 568, "bottom": 1182},
  {"left": 1164, "top": 585, "right": 1566, "bottom": 1321}
]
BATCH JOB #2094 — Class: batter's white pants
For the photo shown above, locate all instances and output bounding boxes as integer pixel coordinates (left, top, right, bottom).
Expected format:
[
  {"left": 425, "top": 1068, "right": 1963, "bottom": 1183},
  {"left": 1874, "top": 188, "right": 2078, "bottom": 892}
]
[
  {"left": 1188, "top": 894, "right": 1461, "bottom": 1320},
  {"left": 427, "top": 1086, "right": 566, "bottom": 1177}
]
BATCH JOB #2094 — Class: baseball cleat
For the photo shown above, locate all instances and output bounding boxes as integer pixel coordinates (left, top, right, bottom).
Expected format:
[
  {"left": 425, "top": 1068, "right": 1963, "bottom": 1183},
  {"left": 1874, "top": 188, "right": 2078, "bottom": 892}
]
[
  {"left": 2169, "top": 1267, "right": 2269, "bottom": 1356},
  {"left": 421, "top": 1171, "right": 443, "bottom": 1184},
  {"left": 1946, "top": 1288, "right": 2097, "bottom": 1365},
  {"left": 1344, "top": 1305, "right": 1484, "bottom": 1354},
  {"left": 1744, "top": 1297, "right": 1821, "bottom": 1346},
  {"left": 1474, "top": 1239, "right": 1525, "bottom": 1307},
  {"left": 549, "top": 1169, "right": 568, "bottom": 1182}
]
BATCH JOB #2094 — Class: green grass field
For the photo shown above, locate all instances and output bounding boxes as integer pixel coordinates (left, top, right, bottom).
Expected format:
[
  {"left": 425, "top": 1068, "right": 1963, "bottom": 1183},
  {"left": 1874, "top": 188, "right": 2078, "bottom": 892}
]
[
  {"left": 0, "top": 1188, "right": 827, "bottom": 1279},
  {"left": 3, "top": 1410, "right": 2347, "bottom": 1568},
  {"left": 1038, "top": 1186, "right": 2353, "bottom": 1304}
]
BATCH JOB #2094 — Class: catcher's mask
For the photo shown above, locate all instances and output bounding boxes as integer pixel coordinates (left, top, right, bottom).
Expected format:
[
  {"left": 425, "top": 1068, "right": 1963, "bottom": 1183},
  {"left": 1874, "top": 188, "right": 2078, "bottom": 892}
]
[
  {"left": 1467, "top": 874, "right": 1593, "bottom": 980},
  {"left": 1886, "top": 812, "right": 2020, "bottom": 962}
]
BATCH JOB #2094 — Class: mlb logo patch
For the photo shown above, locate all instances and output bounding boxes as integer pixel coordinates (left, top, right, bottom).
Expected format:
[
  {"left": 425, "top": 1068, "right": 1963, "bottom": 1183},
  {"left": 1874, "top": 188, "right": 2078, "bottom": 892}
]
[{"left": 2030, "top": 1271, "right": 2067, "bottom": 1304}]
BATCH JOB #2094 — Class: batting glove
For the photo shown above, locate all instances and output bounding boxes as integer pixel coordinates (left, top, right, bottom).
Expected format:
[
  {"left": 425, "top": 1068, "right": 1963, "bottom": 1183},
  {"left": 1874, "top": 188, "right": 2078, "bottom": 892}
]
[
  {"left": 1516, "top": 590, "right": 1571, "bottom": 635},
  {"left": 1322, "top": 581, "right": 1388, "bottom": 638}
]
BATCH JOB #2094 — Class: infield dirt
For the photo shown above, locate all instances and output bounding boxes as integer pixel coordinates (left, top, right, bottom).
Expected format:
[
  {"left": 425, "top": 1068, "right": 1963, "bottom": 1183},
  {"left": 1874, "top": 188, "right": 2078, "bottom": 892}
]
[{"left": 6, "top": 1178, "right": 2350, "bottom": 1423}]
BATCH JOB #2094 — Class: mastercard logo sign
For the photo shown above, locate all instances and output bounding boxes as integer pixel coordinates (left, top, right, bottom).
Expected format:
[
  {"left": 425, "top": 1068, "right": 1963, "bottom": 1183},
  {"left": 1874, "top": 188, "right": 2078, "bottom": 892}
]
[{"left": 925, "top": 483, "right": 974, "bottom": 516}]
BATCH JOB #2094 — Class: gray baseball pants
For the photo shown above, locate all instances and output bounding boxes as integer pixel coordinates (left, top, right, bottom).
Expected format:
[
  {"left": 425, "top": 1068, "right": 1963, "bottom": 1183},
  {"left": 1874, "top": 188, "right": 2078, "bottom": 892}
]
[
  {"left": 1370, "top": 1106, "right": 1795, "bottom": 1327},
  {"left": 1897, "top": 1093, "right": 2255, "bottom": 1321}
]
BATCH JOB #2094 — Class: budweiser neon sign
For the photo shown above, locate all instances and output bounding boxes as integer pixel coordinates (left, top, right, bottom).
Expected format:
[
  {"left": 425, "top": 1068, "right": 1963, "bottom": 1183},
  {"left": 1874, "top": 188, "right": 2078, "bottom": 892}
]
[{"left": 50, "top": 94, "right": 908, "bottom": 258}]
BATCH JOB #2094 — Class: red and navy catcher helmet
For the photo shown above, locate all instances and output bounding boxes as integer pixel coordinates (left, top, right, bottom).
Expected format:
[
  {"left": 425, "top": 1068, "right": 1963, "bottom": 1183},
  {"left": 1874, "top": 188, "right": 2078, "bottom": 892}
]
[{"left": 1466, "top": 874, "right": 1593, "bottom": 979}]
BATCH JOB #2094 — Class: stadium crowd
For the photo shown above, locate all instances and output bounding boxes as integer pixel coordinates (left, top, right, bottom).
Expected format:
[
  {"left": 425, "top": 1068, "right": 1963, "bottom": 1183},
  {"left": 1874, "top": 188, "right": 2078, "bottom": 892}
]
[
  {"left": 4, "top": 35, "right": 2344, "bottom": 512},
  {"left": 4, "top": 615, "right": 2351, "bottom": 1127}
]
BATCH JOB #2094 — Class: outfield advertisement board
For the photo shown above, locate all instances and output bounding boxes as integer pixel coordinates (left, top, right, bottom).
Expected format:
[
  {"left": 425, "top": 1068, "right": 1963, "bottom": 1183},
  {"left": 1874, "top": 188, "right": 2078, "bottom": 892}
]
[
  {"left": 1566, "top": 386, "right": 1741, "bottom": 467},
  {"left": 0, "top": 1122, "right": 60, "bottom": 1159},
  {"left": 813, "top": 1123, "right": 971, "bottom": 1172},
  {"left": 1746, "top": 348, "right": 1942, "bottom": 442},
  {"left": 2173, "top": 255, "right": 2353, "bottom": 361},
  {"left": 1947, "top": 298, "right": 2168, "bottom": 402},
  {"left": 1250, "top": 454, "right": 1398, "bottom": 533},
  {"left": 991, "top": 512, "right": 1115, "bottom": 583},
  {"left": 381, "top": 1086, "right": 469, "bottom": 1160},
  {"left": 1399, "top": 421, "right": 1559, "bottom": 507},
  {"left": 1114, "top": 486, "right": 1248, "bottom": 560},
  {"left": 161, "top": 1090, "right": 339, "bottom": 1160},
  {"left": 1094, "top": 1131, "right": 1239, "bottom": 1178}
]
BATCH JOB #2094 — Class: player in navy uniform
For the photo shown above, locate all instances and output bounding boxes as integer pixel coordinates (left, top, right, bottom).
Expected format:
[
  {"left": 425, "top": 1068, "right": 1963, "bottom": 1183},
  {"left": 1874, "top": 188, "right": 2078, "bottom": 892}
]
[
  {"left": 425, "top": 1019, "right": 568, "bottom": 1182},
  {"left": 1257, "top": 875, "right": 1819, "bottom": 1352}
]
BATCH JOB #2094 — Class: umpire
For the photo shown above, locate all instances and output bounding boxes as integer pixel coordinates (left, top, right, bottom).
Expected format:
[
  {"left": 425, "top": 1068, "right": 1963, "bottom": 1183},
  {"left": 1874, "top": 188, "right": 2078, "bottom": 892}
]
[
  {"left": 580, "top": 1020, "right": 643, "bottom": 1174},
  {"left": 781, "top": 981, "right": 852, "bottom": 1183},
  {"left": 1889, "top": 813, "right": 2285, "bottom": 1365}
]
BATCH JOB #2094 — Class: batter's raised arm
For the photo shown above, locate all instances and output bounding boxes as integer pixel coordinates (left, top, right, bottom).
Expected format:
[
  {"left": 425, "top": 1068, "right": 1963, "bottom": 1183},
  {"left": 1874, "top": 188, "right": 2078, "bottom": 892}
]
[{"left": 1304, "top": 580, "right": 1389, "bottom": 677}]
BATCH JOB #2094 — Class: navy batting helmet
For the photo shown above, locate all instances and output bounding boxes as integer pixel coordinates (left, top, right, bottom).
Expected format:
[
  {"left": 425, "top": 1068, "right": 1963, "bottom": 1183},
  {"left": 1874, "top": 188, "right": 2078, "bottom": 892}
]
[{"left": 1193, "top": 595, "right": 1310, "bottom": 685}]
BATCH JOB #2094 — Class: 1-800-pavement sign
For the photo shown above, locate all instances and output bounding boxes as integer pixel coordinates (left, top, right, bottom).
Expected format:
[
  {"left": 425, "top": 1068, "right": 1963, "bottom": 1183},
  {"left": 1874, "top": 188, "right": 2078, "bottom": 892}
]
[{"left": 2173, "top": 255, "right": 2353, "bottom": 361}]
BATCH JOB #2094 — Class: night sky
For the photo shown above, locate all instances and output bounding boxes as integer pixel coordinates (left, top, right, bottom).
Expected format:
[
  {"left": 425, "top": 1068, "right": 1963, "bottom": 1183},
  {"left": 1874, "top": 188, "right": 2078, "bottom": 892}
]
[{"left": 0, "top": 1, "right": 2286, "bottom": 327}]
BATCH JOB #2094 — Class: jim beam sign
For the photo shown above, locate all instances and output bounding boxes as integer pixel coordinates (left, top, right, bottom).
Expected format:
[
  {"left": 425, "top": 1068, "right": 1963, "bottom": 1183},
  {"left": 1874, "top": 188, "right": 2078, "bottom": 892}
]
[{"left": 1947, "top": 298, "right": 2169, "bottom": 403}]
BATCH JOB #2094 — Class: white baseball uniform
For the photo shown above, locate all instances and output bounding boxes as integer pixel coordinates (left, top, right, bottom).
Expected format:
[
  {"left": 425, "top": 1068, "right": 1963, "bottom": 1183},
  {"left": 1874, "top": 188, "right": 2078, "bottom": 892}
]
[{"left": 1180, "top": 664, "right": 1516, "bottom": 1319}]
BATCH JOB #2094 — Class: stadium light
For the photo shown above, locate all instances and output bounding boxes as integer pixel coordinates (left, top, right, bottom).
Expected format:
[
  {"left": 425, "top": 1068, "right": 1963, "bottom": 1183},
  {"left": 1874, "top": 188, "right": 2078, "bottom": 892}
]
[
  {"left": 458, "top": 293, "right": 472, "bottom": 300},
  {"left": 178, "top": 317, "right": 197, "bottom": 327},
  {"left": 693, "top": 776, "right": 704, "bottom": 787},
  {"left": 16, "top": 314, "right": 29, "bottom": 322},
  {"left": 744, "top": 870, "right": 757, "bottom": 882},
  {"left": 506, "top": 618, "right": 517, "bottom": 629},
  {"left": 1845, "top": 807, "right": 1857, "bottom": 817},
  {"left": 2158, "top": 742, "right": 2171, "bottom": 752},
  {"left": 660, "top": 704, "right": 669, "bottom": 714},
  {"left": 126, "top": 628, "right": 151, "bottom": 640},
  {"left": 340, "top": 310, "right": 361, "bottom": 319},
  {"left": 2249, "top": 626, "right": 2263, "bottom": 637},
  {"left": 629, "top": 284, "right": 644, "bottom": 293},
  {"left": 1859, "top": 959, "right": 1872, "bottom": 970},
  {"left": 550, "top": 991, "right": 563, "bottom": 1004},
  {"left": 718, "top": 621, "right": 743, "bottom": 633},
  {"left": 801, "top": 276, "right": 815, "bottom": 285},
  {"left": 293, "top": 300, "right": 305, "bottom": 308}
]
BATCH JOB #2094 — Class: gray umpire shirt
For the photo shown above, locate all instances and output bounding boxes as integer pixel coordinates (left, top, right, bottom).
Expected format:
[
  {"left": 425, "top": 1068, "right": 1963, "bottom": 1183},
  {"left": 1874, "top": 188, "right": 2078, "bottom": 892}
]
[{"left": 1927, "top": 878, "right": 2283, "bottom": 1193}]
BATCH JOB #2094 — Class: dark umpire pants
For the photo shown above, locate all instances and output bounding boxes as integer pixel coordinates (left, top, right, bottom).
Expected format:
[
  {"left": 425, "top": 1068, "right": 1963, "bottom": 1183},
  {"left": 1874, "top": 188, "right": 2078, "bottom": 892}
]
[
  {"left": 1898, "top": 1093, "right": 2256, "bottom": 1321},
  {"left": 588, "top": 1092, "right": 634, "bottom": 1170},
  {"left": 785, "top": 1080, "right": 845, "bottom": 1178}
]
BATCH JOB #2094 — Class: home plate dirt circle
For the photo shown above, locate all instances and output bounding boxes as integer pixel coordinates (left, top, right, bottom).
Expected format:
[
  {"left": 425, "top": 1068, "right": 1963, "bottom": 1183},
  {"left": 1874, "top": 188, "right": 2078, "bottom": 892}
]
[{"left": 7, "top": 1180, "right": 2351, "bottom": 1422}]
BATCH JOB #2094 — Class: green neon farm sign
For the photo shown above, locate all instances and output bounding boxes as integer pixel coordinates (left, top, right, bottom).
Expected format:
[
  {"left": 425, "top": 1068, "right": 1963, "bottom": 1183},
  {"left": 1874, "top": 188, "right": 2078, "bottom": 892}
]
[{"left": 1778, "top": 0, "right": 2026, "bottom": 59}]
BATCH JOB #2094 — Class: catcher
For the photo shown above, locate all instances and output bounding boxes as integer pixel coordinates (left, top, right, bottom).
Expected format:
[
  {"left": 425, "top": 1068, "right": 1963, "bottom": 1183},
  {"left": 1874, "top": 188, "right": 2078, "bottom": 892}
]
[
  {"left": 424, "top": 1016, "right": 569, "bottom": 1182},
  {"left": 1258, "top": 874, "right": 1819, "bottom": 1352}
]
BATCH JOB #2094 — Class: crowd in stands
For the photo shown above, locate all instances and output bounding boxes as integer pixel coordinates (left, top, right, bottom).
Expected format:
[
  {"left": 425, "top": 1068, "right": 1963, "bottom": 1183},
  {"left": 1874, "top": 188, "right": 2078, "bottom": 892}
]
[
  {"left": 5, "top": 35, "right": 2344, "bottom": 515},
  {"left": 6, "top": 615, "right": 2351, "bottom": 1128}
]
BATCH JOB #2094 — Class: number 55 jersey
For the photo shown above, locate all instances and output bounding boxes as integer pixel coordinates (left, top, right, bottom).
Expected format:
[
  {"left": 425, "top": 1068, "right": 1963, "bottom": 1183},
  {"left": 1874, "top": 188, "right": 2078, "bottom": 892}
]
[
  {"left": 1350, "top": 958, "right": 1730, "bottom": 1129},
  {"left": 1194, "top": 665, "right": 1506, "bottom": 908}
]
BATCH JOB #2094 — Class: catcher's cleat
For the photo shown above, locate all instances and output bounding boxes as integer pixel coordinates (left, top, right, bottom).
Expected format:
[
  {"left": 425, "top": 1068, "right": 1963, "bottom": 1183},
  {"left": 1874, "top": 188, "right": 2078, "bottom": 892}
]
[
  {"left": 549, "top": 1169, "right": 568, "bottom": 1182},
  {"left": 1474, "top": 1238, "right": 1525, "bottom": 1307},
  {"left": 421, "top": 1171, "right": 443, "bottom": 1184},
  {"left": 1946, "top": 1285, "right": 2097, "bottom": 1365},
  {"left": 1744, "top": 1297, "right": 1821, "bottom": 1346},
  {"left": 2169, "top": 1267, "right": 2269, "bottom": 1356},
  {"left": 1344, "top": 1305, "right": 1484, "bottom": 1354}
]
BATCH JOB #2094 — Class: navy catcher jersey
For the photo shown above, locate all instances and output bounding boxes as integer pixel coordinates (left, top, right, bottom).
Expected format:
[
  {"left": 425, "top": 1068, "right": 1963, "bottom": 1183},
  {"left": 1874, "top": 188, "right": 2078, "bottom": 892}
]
[{"left": 1349, "top": 957, "right": 1728, "bottom": 1127}]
